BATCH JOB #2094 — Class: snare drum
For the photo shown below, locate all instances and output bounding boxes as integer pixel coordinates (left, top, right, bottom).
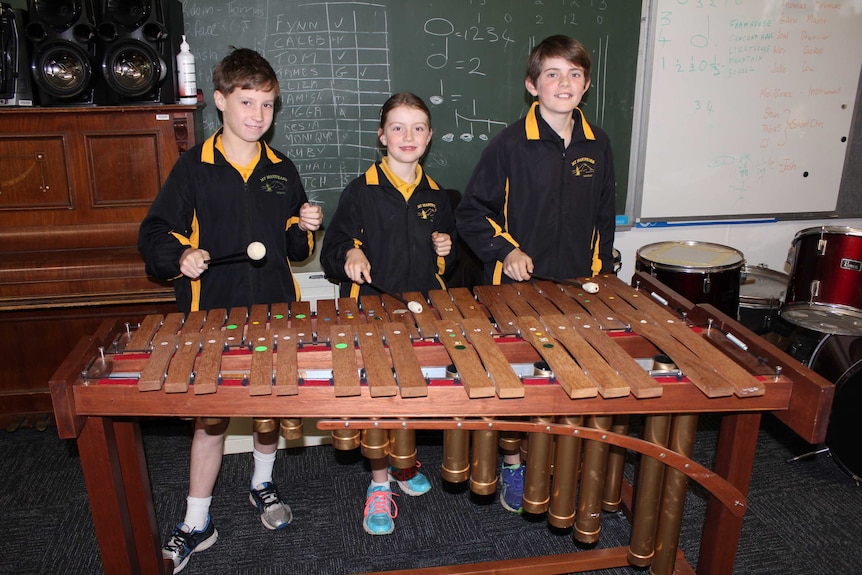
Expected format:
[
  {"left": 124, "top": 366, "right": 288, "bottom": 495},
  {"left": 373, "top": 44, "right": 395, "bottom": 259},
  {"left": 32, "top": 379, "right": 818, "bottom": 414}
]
[
  {"left": 806, "top": 334, "right": 862, "bottom": 481},
  {"left": 635, "top": 241, "right": 745, "bottom": 318},
  {"left": 781, "top": 227, "right": 862, "bottom": 335},
  {"left": 738, "top": 265, "right": 789, "bottom": 334}
]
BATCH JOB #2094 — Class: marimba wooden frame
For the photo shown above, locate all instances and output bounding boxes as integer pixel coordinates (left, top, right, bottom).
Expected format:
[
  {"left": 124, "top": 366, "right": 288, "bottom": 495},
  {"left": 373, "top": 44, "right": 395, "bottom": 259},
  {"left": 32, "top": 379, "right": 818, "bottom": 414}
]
[{"left": 47, "top": 273, "right": 834, "bottom": 575}]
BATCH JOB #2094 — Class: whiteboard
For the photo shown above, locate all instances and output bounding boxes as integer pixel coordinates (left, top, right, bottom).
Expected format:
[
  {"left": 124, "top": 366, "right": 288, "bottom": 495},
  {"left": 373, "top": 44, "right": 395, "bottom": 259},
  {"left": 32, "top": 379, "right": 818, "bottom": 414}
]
[{"left": 637, "top": 0, "right": 862, "bottom": 221}]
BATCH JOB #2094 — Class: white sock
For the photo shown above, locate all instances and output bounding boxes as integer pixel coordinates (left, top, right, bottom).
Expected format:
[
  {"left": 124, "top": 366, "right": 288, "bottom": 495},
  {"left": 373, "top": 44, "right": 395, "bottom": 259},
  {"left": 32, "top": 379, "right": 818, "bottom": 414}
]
[
  {"left": 370, "top": 480, "right": 390, "bottom": 489},
  {"left": 251, "top": 449, "right": 276, "bottom": 490},
  {"left": 183, "top": 496, "right": 211, "bottom": 532}
]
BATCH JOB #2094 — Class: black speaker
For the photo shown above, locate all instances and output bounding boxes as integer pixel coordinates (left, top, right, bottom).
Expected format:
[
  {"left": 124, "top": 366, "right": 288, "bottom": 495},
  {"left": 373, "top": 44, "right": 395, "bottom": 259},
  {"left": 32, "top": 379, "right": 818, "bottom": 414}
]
[
  {"left": 25, "top": 0, "right": 103, "bottom": 105},
  {"left": 97, "top": 0, "right": 182, "bottom": 105},
  {"left": 1, "top": 3, "right": 36, "bottom": 106}
]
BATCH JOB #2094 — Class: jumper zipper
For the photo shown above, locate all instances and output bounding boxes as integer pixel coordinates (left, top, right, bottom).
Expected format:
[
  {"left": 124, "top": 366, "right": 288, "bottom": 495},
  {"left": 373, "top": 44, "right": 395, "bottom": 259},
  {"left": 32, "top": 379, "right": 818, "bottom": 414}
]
[
  {"left": 556, "top": 138, "right": 567, "bottom": 274},
  {"left": 405, "top": 197, "right": 414, "bottom": 291},
  {"left": 243, "top": 174, "right": 255, "bottom": 303}
]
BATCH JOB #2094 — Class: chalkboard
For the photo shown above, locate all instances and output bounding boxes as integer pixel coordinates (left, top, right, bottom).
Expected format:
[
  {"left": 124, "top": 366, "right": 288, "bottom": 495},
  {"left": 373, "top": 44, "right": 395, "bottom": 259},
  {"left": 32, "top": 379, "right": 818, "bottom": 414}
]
[
  {"left": 636, "top": 0, "right": 862, "bottom": 222},
  {"left": 179, "top": 0, "right": 643, "bottom": 226}
]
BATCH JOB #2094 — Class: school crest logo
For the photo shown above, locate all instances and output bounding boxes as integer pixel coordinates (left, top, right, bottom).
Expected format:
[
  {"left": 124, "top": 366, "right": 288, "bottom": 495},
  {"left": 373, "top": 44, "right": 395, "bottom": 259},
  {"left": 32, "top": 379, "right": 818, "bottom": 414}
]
[
  {"left": 259, "top": 174, "right": 290, "bottom": 194},
  {"left": 416, "top": 202, "right": 437, "bottom": 221},
  {"left": 572, "top": 157, "right": 596, "bottom": 178}
]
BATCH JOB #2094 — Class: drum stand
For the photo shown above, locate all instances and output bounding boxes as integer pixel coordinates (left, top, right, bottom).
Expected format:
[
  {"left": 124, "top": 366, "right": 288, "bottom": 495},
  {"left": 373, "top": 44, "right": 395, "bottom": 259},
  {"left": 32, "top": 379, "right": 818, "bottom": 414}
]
[
  {"left": 786, "top": 445, "right": 830, "bottom": 464},
  {"left": 786, "top": 446, "right": 862, "bottom": 486}
]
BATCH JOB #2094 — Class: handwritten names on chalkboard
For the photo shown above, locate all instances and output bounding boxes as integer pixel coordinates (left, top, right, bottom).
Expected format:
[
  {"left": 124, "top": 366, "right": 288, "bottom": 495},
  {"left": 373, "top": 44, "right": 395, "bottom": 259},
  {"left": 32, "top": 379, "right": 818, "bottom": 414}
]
[
  {"left": 187, "top": 1, "right": 391, "bottom": 205},
  {"left": 639, "top": 0, "right": 862, "bottom": 221}
]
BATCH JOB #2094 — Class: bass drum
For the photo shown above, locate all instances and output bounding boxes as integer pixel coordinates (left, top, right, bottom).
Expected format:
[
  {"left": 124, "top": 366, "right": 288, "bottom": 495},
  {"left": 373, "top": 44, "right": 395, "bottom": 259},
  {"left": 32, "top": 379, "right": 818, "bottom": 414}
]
[{"left": 807, "top": 334, "right": 862, "bottom": 482}]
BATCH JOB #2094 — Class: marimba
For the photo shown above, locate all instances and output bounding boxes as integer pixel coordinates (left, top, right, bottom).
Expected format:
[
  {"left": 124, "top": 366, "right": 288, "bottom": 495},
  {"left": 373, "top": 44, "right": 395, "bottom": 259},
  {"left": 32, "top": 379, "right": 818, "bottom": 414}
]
[{"left": 49, "top": 273, "right": 833, "bottom": 575}]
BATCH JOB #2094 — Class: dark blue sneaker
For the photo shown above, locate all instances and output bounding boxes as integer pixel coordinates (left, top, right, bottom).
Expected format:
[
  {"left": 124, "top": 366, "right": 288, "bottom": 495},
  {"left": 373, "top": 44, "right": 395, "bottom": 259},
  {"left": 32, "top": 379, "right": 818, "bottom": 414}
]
[
  {"left": 249, "top": 482, "right": 292, "bottom": 530},
  {"left": 162, "top": 516, "right": 218, "bottom": 574},
  {"left": 500, "top": 463, "right": 525, "bottom": 513}
]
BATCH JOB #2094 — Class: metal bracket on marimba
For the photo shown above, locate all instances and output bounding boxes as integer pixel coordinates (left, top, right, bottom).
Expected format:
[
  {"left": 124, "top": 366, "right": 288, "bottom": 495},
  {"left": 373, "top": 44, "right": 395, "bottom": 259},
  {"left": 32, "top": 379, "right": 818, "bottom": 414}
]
[{"left": 316, "top": 417, "right": 747, "bottom": 518}]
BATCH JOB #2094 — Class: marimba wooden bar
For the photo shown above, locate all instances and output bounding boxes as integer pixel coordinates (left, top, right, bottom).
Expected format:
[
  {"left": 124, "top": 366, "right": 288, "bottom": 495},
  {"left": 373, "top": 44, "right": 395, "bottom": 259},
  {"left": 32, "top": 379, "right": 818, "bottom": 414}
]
[{"left": 48, "top": 274, "right": 833, "bottom": 575}]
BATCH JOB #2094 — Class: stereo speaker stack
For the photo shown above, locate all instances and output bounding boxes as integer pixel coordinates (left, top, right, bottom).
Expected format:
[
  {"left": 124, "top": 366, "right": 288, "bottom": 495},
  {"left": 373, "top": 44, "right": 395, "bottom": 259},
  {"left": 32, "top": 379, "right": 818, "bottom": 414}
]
[
  {"left": 25, "top": 0, "right": 103, "bottom": 105},
  {"left": 0, "top": 2, "right": 35, "bottom": 106},
  {"left": 0, "top": 0, "right": 184, "bottom": 106},
  {"left": 97, "top": 0, "right": 183, "bottom": 105}
]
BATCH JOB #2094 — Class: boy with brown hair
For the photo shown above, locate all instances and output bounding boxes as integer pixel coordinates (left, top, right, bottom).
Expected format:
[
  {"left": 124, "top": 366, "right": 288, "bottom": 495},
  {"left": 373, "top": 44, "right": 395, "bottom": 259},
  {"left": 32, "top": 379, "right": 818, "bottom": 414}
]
[
  {"left": 139, "top": 47, "right": 322, "bottom": 572},
  {"left": 456, "top": 34, "right": 617, "bottom": 511}
]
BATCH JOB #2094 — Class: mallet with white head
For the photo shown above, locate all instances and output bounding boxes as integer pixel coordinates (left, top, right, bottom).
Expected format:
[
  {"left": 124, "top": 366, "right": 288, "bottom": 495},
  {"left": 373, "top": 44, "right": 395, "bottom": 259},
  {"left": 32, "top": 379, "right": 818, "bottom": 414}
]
[
  {"left": 365, "top": 281, "right": 424, "bottom": 314},
  {"left": 529, "top": 273, "right": 599, "bottom": 294},
  {"left": 204, "top": 241, "right": 267, "bottom": 265}
]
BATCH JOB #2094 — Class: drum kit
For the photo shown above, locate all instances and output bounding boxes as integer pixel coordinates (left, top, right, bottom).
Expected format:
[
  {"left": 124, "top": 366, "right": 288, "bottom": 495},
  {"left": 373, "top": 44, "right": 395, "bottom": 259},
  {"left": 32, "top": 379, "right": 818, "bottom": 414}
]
[{"left": 634, "top": 226, "right": 862, "bottom": 483}]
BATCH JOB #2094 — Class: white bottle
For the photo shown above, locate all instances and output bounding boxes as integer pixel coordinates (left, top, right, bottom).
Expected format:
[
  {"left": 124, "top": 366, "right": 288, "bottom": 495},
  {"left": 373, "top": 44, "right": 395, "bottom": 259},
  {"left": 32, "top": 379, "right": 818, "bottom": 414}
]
[{"left": 176, "top": 35, "right": 197, "bottom": 104}]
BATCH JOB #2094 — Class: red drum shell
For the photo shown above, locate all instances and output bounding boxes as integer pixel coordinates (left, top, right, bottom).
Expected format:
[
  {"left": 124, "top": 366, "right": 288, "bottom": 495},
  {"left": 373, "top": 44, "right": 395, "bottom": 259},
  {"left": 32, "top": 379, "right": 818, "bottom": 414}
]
[
  {"left": 781, "top": 226, "right": 862, "bottom": 336},
  {"left": 635, "top": 241, "right": 744, "bottom": 318}
]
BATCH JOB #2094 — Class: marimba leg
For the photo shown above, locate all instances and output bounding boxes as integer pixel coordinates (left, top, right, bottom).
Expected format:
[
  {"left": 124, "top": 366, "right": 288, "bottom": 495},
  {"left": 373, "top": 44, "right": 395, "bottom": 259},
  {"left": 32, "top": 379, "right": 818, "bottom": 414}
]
[
  {"left": 78, "top": 417, "right": 162, "bottom": 574},
  {"left": 697, "top": 413, "right": 762, "bottom": 575}
]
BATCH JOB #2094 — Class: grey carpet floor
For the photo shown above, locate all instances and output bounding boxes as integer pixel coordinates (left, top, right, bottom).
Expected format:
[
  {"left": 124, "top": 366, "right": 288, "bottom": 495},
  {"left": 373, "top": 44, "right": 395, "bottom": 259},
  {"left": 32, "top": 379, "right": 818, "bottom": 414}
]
[{"left": 1, "top": 414, "right": 860, "bottom": 575}]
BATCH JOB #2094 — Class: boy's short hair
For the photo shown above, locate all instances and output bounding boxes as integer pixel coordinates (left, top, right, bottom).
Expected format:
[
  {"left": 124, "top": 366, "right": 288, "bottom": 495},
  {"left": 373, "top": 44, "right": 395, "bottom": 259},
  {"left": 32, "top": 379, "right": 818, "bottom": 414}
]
[
  {"left": 526, "top": 35, "right": 592, "bottom": 84},
  {"left": 212, "top": 47, "right": 280, "bottom": 97}
]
